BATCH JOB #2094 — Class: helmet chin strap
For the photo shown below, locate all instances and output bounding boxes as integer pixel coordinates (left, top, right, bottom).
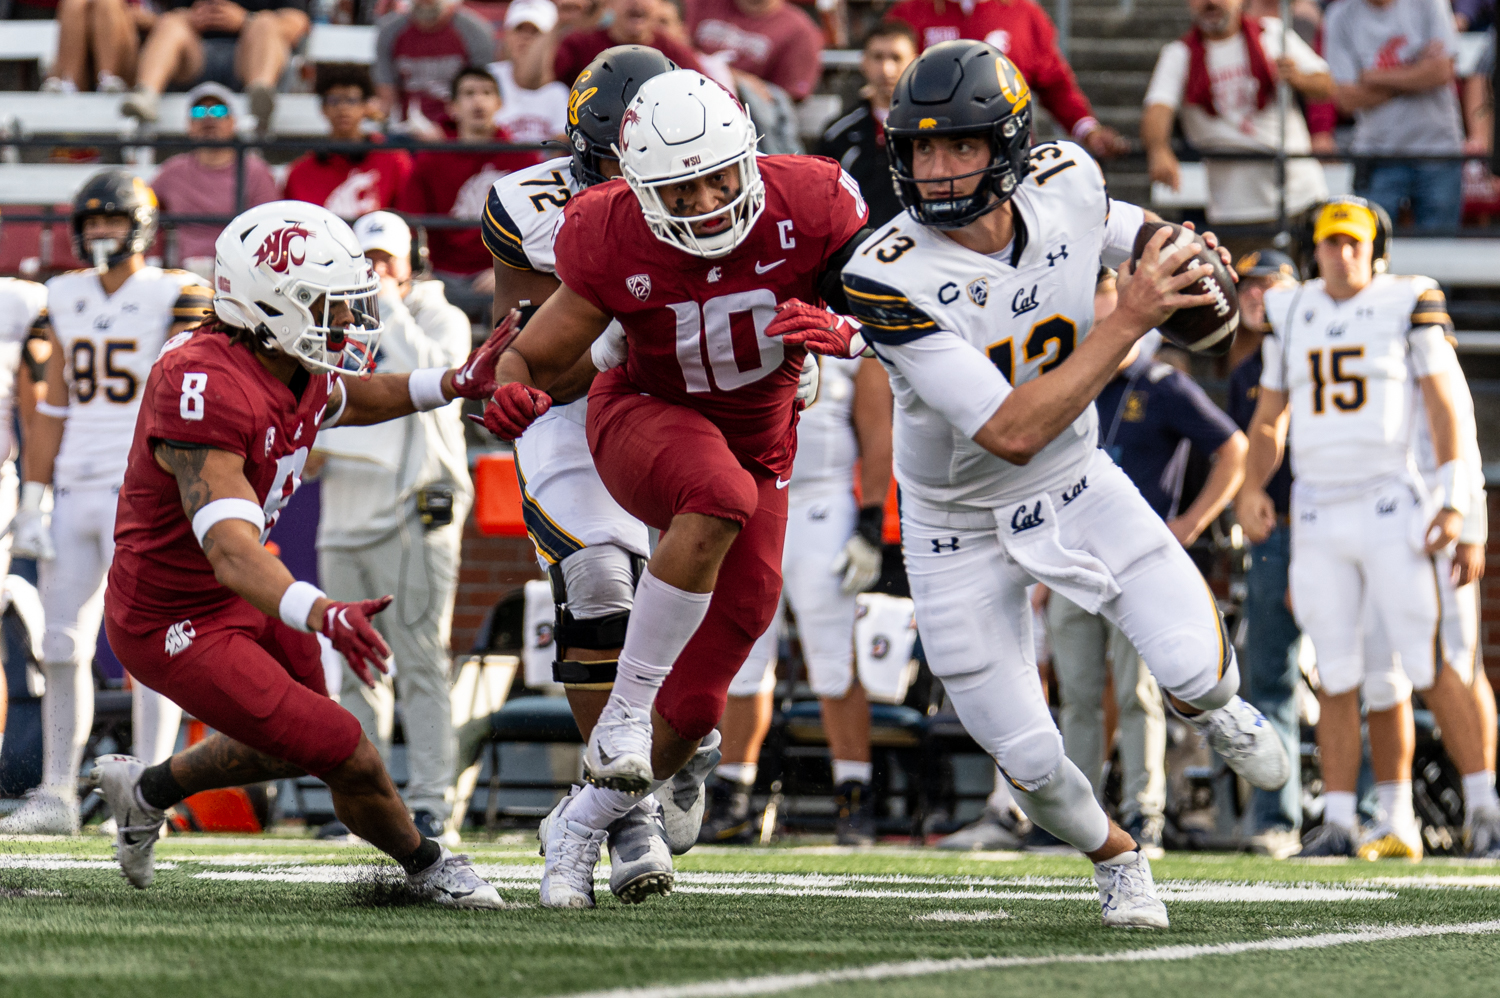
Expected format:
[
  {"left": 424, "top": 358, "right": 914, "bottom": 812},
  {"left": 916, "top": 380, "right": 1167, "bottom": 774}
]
[{"left": 89, "top": 238, "right": 122, "bottom": 273}]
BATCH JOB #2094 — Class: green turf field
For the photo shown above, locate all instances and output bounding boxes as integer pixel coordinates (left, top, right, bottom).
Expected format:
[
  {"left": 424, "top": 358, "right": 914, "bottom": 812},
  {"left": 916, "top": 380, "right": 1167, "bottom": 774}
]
[{"left": 2, "top": 835, "right": 1499, "bottom": 997}]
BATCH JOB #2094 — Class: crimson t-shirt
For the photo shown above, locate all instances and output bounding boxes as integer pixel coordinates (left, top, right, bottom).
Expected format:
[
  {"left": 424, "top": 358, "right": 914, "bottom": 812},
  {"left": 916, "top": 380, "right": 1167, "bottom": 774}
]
[
  {"left": 552, "top": 30, "right": 703, "bottom": 88},
  {"left": 396, "top": 128, "right": 541, "bottom": 276},
  {"left": 886, "top": 0, "right": 1095, "bottom": 133},
  {"left": 282, "top": 144, "right": 413, "bottom": 219},
  {"left": 552, "top": 156, "right": 869, "bottom": 476},
  {"left": 686, "top": 0, "right": 824, "bottom": 100},
  {"left": 107, "top": 329, "right": 335, "bottom": 632}
]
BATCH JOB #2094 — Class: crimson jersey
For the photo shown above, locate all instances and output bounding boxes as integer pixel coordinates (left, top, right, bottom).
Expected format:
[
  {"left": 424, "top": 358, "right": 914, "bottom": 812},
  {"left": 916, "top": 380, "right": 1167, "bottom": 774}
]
[
  {"left": 108, "top": 330, "right": 336, "bottom": 631},
  {"left": 553, "top": 155, "right": 869, "bottom": 477}
]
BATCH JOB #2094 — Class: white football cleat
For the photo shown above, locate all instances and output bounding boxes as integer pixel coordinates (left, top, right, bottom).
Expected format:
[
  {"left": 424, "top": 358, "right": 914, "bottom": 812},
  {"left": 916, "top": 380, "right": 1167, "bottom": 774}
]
[
  {"left": 584, "top": 693, "right": 655, "bottom": 793},
  {"left": 540, "top": 790, "right": 607, "bottom": 909},
  {"left": 407, "top": 845, "right": 505, "bottom": 908},
  {"left": 1094, "top": 850, "right": 1169, "bottom": 929},
  {"left": 1189, "top": 696, "right": 1290, "bottom": 791},
  {"left": 89, "top": 754, "right": 165, "bottom": 888},
  {"left": 0, "top": 788, "right": 80, "bottom": 835},
  {"left": 607, "top": 795, "right": 674, "bottom": 904},
  {"left": 654, "top": 729, "right": 720, "bottom": 854}
]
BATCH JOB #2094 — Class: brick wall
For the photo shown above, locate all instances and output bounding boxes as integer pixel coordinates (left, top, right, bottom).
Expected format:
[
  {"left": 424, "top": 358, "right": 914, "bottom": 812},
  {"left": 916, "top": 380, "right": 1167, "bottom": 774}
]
[
  {"left": 1481, "top": 489, "right": 1500, "bottom": 687},
  {"left": 451, "top": 518, "right": 543, "bottom": 654}
]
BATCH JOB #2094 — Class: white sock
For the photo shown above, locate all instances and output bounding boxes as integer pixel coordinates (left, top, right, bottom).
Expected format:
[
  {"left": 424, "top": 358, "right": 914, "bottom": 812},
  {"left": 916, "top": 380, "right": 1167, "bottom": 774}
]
[
  {"left": 132, "top": 685, "right": 184, "bottom": 765},
  {"left": 612, "top": 569, "right": 712, "bottom": 712},
  {"left": 1376, "top": 780, "right": 1415, "bottom": 830},
  {"left": 988, "top": 769, "right": 1017, "bottom": 813},
  {"left": 1097, "top": 849, "right": 1139, "bottom": 868},
  {"left": 832, "top": 759, "right": 871, "bottom": 785},
  {"left": 1463, "top": 771, "right": 1499, "bottom": 818},
  {"left": 41, "top": 660, "right": 93, "bottom": 796},
  {"left": 716, "top": 762, "right": 757, "bottom": 786},
  {"left": 567, "top": 784, "right": 645, "bottom": 830},
  {"left": 1323, "top": 791, "right": 1357, "bottom": 830}
]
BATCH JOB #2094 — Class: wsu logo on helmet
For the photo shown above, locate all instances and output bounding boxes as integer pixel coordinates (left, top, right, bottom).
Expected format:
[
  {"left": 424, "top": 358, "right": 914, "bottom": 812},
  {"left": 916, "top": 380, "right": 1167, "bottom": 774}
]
[{"left": 254, "top": 223, "right": 313, "bottom": 274}]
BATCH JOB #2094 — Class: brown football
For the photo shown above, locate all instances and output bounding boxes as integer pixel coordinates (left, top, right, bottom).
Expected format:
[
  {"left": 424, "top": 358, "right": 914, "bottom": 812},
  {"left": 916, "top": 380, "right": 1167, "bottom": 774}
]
[{"left": 1129, "top": 221, "right": 1240, "bottom": 356}]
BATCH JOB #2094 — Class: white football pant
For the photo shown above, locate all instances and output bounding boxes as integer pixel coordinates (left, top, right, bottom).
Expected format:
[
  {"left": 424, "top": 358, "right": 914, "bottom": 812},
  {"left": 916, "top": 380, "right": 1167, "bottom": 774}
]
[{"left": 39, "top": 486, "right": 181, "bottom": 796}]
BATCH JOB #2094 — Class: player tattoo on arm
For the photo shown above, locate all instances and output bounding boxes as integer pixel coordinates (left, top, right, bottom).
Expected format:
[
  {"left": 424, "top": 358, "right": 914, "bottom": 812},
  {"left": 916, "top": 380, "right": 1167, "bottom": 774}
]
[
  {"left": 170, "top": 732, "right": 306, "bottom": 794},
  {"left": 155, "top": 442, "right": 214, "bottom": 519}
]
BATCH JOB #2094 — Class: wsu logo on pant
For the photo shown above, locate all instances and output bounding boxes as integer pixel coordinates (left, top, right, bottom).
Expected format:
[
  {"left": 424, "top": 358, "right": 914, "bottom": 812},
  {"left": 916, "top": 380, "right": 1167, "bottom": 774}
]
[{"left": 165, "top": 620, "right": 196, "bottom": 657}]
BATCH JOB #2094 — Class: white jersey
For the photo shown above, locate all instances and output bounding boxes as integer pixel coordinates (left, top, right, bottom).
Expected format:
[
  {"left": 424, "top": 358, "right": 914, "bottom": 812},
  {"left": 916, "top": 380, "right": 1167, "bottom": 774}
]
[
  {"left": 482, "top": 154, "right": 623, "bottom": 426},
  {"left": 45, "top": 267, "right": 210, "bottom": 490},
  {"left": 790, "top": 356, "right": 862, "bottom": 503},
  {"left": 841, "top": 141, "right": 1144, "bottom": 528},
  {"left": 1261, "top": 274, "right": 1458, "bottom": 495},
  {"left": 0, "top": 278, "right": 47, "bottom": 462}
]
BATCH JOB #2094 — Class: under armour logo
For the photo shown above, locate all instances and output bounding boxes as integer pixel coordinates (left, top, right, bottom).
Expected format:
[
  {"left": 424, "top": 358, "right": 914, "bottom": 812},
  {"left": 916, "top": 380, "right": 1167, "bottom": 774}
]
[
  {"left": 1010, "top": 501, "right": 1045, "bottom": 533},
  {"left": 931, "top": 537, "right": 960, "bottom": 553},
  {"left": 1046, "top": 245, "right": 1068, "bottom": 267}
]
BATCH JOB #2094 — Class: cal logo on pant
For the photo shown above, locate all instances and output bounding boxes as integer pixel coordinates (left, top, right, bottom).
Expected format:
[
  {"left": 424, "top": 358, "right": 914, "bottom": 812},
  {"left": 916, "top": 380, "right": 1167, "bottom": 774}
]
[{"left": 165, "top": 620, "right": 196, "bottom": 657}]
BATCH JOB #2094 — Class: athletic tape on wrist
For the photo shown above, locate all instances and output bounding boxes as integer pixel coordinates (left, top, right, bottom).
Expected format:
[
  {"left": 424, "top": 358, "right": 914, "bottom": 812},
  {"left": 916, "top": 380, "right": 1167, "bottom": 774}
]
[
  {"left": 35, "top": 401, "right": 69, "bottom": 419},
  {"left": 407, "top": 367, "right": 449, "bottom": 412},
  {"left": 19, "top": 481, "right": 46, "bottom": 512},
  {"left": 279, "top": 580, "right": 326, "bottom": 634},
  {"left": 191, "top": 497, "right": 266, "bottom": 546},
  {"left": 1436, "top": 460, "right": 1471, "bottom": 517}
]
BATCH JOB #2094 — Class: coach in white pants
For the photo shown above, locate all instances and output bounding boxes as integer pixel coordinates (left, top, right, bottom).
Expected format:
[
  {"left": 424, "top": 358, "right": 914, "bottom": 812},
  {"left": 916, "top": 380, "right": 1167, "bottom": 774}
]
[{"left": 311, "top": 212, "right": 473, "bottom": 841}]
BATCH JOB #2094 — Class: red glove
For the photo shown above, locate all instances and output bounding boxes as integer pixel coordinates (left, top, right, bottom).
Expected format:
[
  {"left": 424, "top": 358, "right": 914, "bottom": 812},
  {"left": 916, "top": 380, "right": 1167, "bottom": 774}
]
[
  {"left": 449, "top": 308, "right": 522, "bottom": 400},
  {"left": 766, "top": 299, "right": 867, "bottom": 358},
  {"left": 321, "top": 596, "right": 393, "bottom": 689},
  {"left": 467, "top": 382, "right": 552, "bottom": 440}
]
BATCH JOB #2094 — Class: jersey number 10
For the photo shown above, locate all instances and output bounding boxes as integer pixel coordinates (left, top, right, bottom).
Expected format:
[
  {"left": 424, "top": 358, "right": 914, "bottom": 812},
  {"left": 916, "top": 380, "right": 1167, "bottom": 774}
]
[{"left": 669, "top": 290, "right": 783, "bottom": 393}]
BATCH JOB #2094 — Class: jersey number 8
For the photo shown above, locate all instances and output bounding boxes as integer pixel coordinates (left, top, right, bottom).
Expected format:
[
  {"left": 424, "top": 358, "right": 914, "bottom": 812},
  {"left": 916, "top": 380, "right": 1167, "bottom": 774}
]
[{"left": 72, "top": 339, "right": 139, "bottom": 404}]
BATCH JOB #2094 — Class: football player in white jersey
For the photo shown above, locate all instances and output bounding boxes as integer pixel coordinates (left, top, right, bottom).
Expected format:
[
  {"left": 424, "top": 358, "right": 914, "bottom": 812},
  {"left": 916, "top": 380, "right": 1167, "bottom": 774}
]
[
  {"left": 1358, "top": 353, "right": 1499, "bottom": 857},
  {"left": 1240, "top": 197, "right": 1496, "bottom": 861},
  {"left": 0, "top": 171, "right": 208, "bottom": 835},
  {"left": 480, "top": 47, "right": 725, "bottom": 903},
  {"left": 713, "top": 354, "right": 893, "bottom": 846},
  {"left": 769, "top": 41, "right": 1288, "bottom": 929},
  {"left": 0, "top": 275, "right": 49, "bottom": 766}
]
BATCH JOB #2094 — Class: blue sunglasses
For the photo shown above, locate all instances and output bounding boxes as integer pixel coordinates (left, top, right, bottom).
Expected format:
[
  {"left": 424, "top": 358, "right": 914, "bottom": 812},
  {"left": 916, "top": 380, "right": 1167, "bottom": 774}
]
[{"left": 190, "top": 103, "right": 231, "bottom": 119}]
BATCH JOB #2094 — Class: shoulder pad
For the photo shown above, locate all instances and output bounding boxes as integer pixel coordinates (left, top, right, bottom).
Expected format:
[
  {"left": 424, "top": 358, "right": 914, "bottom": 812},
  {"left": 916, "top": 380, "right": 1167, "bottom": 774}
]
[{"left": 482, "top": 183, "right": 534, "bottom": 272}]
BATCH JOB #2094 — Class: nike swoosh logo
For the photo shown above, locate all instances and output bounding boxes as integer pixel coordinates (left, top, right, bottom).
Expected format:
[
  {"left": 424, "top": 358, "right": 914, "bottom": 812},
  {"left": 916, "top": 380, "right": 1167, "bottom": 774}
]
[
  {"left": 597, "top": 749, "right": 617, "bottom": 765},
  {"left": 776, "top": 478, "right": 791, "bottom": 489},
  {"left": 755, "top": 260, "right": 785, "bottom": 274}
]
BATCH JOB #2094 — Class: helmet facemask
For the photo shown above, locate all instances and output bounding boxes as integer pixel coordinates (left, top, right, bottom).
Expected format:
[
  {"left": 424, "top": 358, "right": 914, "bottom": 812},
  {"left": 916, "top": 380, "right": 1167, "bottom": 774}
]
[
  {"left": 890, "top": 115, "right": 1030, "bottom": 230},
  {"left": 286, "top": 277, "right": 384, "bottom": 376},
  {"left": 619, "top": 147, "right": 766, "bottom": 259}
]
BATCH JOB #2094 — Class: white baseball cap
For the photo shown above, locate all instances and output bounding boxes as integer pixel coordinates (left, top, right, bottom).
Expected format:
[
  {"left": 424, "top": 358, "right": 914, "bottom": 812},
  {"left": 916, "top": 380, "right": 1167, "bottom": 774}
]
[
  {"left": 505, "top": 0, "right": 558, "bottom": 31},
  {"left": 352, "top": 211, "right": 412, "bottom": 259}
]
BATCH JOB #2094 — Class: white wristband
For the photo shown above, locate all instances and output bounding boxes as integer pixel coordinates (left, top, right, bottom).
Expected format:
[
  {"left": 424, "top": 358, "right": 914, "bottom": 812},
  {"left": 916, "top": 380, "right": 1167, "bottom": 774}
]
[
  {"left": 408, "top": 368, "right": 449, "bottom": 411},
  {"left": 19, "top": 481, "right": 46, "bottom": 514},
  {"left": 1071, "top": 116, "right": 1100, "bottom": 140},
  {"left": 279, "top": 580, "right": 326, "bottom": 633},
  {"left": 191, "top": 497, "right": 267, "bottom": 546},
  {"left": 1435, "top": 460, "right": 1471, "bottom": 517},
  {"left": 35, "top": 401, "right": 69, "bottom": 419}
]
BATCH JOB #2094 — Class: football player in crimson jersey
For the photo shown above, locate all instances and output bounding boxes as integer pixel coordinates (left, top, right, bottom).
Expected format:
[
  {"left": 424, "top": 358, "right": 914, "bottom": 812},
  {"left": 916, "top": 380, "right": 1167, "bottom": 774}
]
[
  {"left": 478, "top": 69, "right": 872, "bottom": 908},
  {"left": 90, "top": 201, "right": 510, "bottom": 907}
]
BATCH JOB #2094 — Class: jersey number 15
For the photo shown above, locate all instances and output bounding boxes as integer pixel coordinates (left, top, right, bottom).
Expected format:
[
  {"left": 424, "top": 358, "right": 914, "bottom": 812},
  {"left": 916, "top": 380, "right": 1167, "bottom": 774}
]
[{"left": 1307, "top": 347, "right": 1366, "bottom": 413}]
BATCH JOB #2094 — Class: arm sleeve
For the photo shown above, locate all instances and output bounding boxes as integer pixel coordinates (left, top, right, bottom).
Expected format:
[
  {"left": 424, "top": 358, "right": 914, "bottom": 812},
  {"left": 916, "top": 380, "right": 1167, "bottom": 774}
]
[
  {"left": 1164, "top": 374, "right": 1240, "bottom": 453},
  {"left": 842, "top": 273, "right": 939, "bottom": 345},
  {"left": 879, "top": 331, "right": 1012, "bottom": 438},
  {"left": 1259, "top": 331, "right": 1287, "bottom": 391},
  {"left": 1143, "top": 41, "right": 1189, "bottom": 110},
  {"left": 482, "top": 184, "right": 535, "bottom": 270},
  {"left": 148, "top": 362, "right": 256, "bottom": 456},
  {"left": 1408, "top": 325, "right": 1459, "bottom": 378},
  {"left": 372, "top": 19, "right": 399, "bottom": 87}
]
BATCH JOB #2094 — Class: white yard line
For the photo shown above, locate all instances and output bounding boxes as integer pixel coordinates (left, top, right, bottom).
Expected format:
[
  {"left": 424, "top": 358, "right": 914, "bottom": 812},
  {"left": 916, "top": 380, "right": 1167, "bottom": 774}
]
[{"left": 543, "top": 920, "right": 1500, "bottom": 998}]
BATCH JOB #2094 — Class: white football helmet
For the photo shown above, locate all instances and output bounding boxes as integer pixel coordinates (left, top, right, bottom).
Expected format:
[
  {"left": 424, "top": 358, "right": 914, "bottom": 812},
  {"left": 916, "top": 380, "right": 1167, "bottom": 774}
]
[
  {"left": 614, "top": 70, "right": 765, "bottom": 259},
  {"left": 212, "top": 200, "right": 383, "bottom": 375}
]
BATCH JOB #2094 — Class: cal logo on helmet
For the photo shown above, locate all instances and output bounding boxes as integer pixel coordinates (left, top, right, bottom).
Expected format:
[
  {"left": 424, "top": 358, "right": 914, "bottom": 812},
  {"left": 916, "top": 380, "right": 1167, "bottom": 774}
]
[{"left": 567, "top": 85, "right": 599, "bottom": 127}]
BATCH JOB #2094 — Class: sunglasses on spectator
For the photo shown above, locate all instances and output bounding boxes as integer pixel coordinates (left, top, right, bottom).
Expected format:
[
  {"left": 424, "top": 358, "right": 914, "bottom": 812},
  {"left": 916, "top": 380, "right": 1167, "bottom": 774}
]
[{"left": 190, "top": 103, "right": 231, "bottom": 118}]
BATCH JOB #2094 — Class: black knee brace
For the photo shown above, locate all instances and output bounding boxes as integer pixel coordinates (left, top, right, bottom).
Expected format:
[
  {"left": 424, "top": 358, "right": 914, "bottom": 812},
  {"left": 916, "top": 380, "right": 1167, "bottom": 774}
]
[{"left": 547, "top": 555, "right": 646, "bottom": 688}]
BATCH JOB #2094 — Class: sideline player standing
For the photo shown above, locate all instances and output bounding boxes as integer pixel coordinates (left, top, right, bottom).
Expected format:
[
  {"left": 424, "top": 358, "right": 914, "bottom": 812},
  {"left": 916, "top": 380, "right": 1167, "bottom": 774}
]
[
  {"left": 713, "top": 353, "right": 893, "bottom": 846},
  {"left": 775, "top": 41, "right": 1288, "bottom": 928},
  {"left": 482, "top": 48, "right": 728, "bottom": 902},
  {"left": 1, "top": 172, "right": 198, "bottom": 836},
  {"left": 1240, "top": 198, "right": 1498, "bottom": 860},
  {"left": 90, "top": 200, "right": 508, "bottom": 905},
  {"left": 480, "top": 69, "right": 874, "bottom": 907}
]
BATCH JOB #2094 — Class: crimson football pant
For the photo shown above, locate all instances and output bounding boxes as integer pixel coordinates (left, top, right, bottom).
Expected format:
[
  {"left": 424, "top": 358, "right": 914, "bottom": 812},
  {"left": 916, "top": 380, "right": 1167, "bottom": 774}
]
[
  {"left": 588, "top": 380, "right": 788, "bottom": 741},
  {"left": 104, "top": 595, "right": 363, "bottom": 777}
]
